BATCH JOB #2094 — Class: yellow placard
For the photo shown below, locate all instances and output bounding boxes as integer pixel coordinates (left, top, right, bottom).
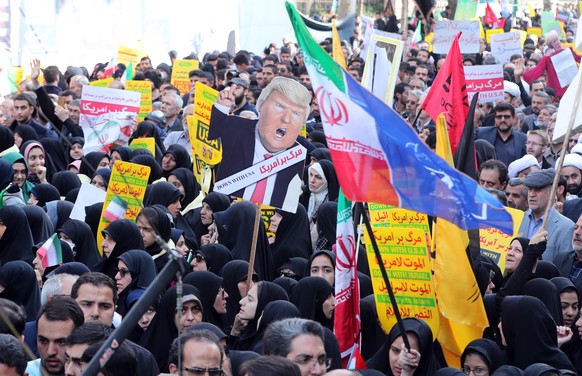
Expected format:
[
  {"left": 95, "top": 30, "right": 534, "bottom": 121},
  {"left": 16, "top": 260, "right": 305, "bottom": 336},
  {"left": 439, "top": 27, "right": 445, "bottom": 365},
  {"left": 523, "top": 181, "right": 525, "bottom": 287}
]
[
  {"left": 171, "top": 59, "right": 199, "bottom": 95},
  {"left": 13, "top": 67, "right": 23, "bottom": 88},
  {"left": 369, "top": 203, "right": 430, "bottom": 233},
  {"left": 261, "top": 204, "right": 277, "bottom": 239},
  {"left": 472, "top": 18, "right": 485, "bottom": 40},
  {"left": 128, "top": 137, "right": 156, "bottom": 157},
  {"left": 485, "top": 28, "right": 504, "bottom": 43},
  {"left": 96, "top": 161, "right": 150, "bottom": 254},
  {"left": 562, "top": 43, "right": 582, "bottom": 56},
  {"left": 191, "top": 82, "right": 222, "bottom": 166},
  {"left": 90, "top": 78, "right": 114, "bottom": 87},
  {"left": 300, "top": 124, "right": 306, "bottom": 138},
  {"left": 365, "top": 227, "right": 439, "bottom": 337},
  {"left": 125, "top": 80, "right": 153, "bottom": 122},
  {"left": 117, "top": 46, "right": 139, "bottom": 70},
  {"left": 527, "top": 27, "right": 543, "bottom": 38},
  {"left": 479, "top": 207, "right": 524, "bottom": 273}
]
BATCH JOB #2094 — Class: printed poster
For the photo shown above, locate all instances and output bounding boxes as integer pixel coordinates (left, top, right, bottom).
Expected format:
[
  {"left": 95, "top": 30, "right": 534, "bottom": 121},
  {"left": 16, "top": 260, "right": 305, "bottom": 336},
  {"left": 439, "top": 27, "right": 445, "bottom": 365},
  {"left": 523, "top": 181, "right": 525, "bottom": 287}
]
[
  {"left": 171, "top": 59, "right": 199, "bottom": 95},
  {"left": 125, "top": 80, "right": 153, "bottom": 122},
  {"left": 464, "top": 64, "right": 504, "bottom": 102}
]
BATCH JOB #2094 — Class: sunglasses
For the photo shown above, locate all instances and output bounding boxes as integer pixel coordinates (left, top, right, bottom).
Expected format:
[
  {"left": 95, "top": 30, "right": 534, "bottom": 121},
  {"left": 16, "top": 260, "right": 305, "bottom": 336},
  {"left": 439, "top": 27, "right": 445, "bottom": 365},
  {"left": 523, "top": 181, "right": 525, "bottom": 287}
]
[
  {"left": 182, "top": 366, "right": 223, "bottom": 376},
  {"left": 114, "top": 268, "right": 130, "bottom": 278}
]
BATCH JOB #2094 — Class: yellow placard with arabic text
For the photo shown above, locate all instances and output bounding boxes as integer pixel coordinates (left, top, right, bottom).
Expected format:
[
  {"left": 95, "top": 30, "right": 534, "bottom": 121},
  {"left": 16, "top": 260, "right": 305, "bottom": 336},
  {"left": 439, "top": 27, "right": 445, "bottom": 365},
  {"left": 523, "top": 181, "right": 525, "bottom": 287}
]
[
  {"left": 171, "top": 59, "right": 199, "bottom": 95},
  {"left": 365, "top": 227, "right": 438, "bottom": 337},
  {"left": 96, "top": 161, "right": 150, "bottom": 254},
  {"left": 261, "top": 205, "right": 277, "bottom": 239},
  {"left": 125, "top": 80, "right": 153, "bottom": 122},
  {"left": 527, "top": 27, "right": 543, "bottom": 38},
  {"left": 369, "top": 203, "right": 430, "bottom": 232},
  {"left": 117, "top": 46, "right": 139, "bottom": 70},
  {"left": 128, "top": 137, "right": 156, "bottom": 157},
  {"left": 479, "top": 207, "right": 524, "bottom": 273},
  {"left": 486, "top": 28, "right": 504, "bottom": 43},
  {"left": 90, "top": 78, "right": 114, "bottom": 88},
  {"left": 191, "top": 82, "right": 222, "bottom": 166}
]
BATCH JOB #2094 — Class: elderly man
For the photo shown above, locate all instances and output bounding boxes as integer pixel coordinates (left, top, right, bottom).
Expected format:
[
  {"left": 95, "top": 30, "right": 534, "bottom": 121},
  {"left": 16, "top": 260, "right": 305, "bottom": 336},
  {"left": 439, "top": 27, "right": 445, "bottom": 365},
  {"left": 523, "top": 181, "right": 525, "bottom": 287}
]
[
  {"left": 518, "top": 169, "right": 574, "bottom": 262},
  {"left": 553, "top": 214, "right": 582, "bottom": 298}
]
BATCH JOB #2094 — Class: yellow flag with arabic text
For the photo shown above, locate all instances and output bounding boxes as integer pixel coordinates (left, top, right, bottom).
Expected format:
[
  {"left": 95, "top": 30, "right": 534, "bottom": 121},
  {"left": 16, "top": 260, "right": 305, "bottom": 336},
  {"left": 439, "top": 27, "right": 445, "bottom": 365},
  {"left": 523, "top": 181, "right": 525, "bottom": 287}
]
[{"left": 433, "top": 114, "right": 489, "bottom": 367}]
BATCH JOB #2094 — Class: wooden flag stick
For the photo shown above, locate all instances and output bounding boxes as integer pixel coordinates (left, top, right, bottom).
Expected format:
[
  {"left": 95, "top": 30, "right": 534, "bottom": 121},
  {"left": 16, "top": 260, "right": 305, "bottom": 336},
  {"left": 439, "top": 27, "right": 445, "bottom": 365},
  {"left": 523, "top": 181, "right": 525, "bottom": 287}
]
[
  {"left": 541, "top": 71, "right": 582, "bottom": 231},
  {"left": 246, "top": 204, "right": 262, "bottom": 293}
]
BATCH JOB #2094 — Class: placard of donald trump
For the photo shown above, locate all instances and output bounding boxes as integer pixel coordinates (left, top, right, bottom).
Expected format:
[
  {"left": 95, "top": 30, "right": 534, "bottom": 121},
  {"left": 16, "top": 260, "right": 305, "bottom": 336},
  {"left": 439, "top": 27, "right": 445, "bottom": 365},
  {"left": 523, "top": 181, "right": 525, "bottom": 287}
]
[{"left": 209, "top": 77, "right": 309, "bottom": 213}]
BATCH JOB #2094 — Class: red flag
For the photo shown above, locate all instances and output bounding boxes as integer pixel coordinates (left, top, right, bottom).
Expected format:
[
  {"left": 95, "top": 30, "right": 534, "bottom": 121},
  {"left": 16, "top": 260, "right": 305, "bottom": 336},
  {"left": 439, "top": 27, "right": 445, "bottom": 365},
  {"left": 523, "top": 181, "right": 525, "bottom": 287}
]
[
  {"left": 102, "top": 57, "right": 116, "bottom": 79},
  {"left": 484, "top": 2, "right": 498, "bottom": 26},
  {"left": 420, "top": 32, "right": 469, "bottom": 155},
  {"left": 494, "top": 17, "right": 506, "bottom": 29}
]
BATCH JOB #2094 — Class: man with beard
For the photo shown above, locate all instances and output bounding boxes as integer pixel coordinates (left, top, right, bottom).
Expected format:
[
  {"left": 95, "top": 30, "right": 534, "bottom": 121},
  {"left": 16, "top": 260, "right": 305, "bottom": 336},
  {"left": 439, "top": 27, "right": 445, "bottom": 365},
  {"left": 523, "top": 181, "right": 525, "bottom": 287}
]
[
  {"left": 561, "top": 153, "right": 582, "bottom": 197},
  {"left": 505, "top": 177, "right": 529, "bottom": 211},
  {"left": 228, "top": 78, "right": 257, "bottom": 116},
  {"left": 476, "top": 102, "right": 527, "bottom": 167}
]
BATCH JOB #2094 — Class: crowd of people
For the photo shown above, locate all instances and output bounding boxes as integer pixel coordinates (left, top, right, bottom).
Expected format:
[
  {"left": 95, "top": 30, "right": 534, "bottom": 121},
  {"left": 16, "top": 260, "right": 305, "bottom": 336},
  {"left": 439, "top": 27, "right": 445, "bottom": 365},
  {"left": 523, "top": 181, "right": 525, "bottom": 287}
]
[{"left": 2, "top": 3, "right": 582, "bottom": 376}]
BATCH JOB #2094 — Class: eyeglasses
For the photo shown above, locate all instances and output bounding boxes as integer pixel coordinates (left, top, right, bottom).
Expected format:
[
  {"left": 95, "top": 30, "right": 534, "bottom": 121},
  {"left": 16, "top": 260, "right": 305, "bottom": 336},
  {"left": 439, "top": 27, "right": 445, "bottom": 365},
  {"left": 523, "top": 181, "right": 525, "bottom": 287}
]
[
  {"left": 462, "top": 366, "right": 489, "bottom": 375},
  {"left": 182, "top": 366, "right": 223, "bottom": 376},
  {"left": 294, "top": 355, "right": 331, "bottom": 370},
  {"left": 193, "top": 253, "right": 204, "bottom": 263},
  {"left": 114, "top": 268, "right": 130, "bottom": 278},
  {"left": 525, "top": 141, "right": 544, "bottom": 147},
  {"left": 495, "top": 114, "right": 512, "bottom": 119}
]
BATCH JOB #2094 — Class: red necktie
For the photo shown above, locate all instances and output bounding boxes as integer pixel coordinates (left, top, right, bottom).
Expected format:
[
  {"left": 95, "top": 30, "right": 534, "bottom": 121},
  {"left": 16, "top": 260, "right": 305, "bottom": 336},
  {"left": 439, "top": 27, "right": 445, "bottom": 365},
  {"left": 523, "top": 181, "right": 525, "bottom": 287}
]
[{"left": 251, "top": 154, "right": 271, "bottom": 204}]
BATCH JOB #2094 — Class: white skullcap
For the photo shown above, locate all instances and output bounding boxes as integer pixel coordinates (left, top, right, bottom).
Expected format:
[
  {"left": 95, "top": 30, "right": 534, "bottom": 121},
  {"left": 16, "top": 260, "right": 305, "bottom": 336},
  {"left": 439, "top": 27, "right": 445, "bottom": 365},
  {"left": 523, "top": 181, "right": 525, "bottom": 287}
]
[
  {"left": 508, "top": 154, "right": 538, "bottom": 178},
  {"left": 504, "top": 81, "right": 520, "bottom": 99},
  {"left": 563, "top": 153, "right": 582, "bottom": 171}
]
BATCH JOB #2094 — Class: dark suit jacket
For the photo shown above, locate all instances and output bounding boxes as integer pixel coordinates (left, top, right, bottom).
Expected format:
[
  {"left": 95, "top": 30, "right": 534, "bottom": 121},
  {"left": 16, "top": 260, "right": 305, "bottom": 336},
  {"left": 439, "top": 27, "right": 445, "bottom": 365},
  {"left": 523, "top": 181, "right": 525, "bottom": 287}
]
[
  {"left": 554, "top": 250, "right": 582, "bottom": 297},
  {"left": 564, "top": 198, "right": 582, "bottom": 223},
  {"left": 475, "top": 126, "right": 527, "bottom": 166},
  {"left": 208, "top": 106, "right": 304, "bottom": 209}
]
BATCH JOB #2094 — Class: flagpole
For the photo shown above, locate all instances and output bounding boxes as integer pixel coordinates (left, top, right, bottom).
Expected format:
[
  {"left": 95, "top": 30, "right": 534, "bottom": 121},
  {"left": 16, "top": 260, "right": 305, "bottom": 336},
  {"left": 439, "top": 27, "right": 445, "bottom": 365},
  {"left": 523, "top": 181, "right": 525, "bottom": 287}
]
[
  {"left": 541, "top": 71, "right": 582, "bottom": 231},
  {"left": 246, "top": 204, "right": 262, "bottom": 293},
  {"left": 357, "top": 202, "right": 411, "bottom": 350}
]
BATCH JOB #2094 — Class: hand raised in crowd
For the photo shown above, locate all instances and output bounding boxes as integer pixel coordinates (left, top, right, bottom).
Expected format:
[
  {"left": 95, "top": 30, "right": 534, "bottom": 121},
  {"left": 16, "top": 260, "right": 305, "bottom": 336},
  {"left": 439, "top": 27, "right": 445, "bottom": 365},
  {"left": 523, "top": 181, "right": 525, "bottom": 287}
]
[
  {"left": 529, "top": 229, "right": 548, "bottom": 245},
  {"left": 55, "top": 105, "right": 70, "bottom": 122},
  {"left": 217, "top": 86, "right": 235, "bottom": 112},
  {"left": 36, "top": 165, "right": 48, "bottom": 184},
  {"left": 398, "top": 343, "right": 421, "bottom": 376},
  {"left": 513, "top": 58, "right": 525, "bottom": 82},
  {"left": 30, "top": 59, "right": 41, "bottom": 85}
]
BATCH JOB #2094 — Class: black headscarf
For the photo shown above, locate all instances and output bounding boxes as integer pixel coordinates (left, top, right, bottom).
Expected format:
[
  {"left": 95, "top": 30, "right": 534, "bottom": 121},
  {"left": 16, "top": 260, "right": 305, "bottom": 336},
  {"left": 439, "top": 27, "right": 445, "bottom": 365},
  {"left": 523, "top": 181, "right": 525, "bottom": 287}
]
[
  {"left": 129, "top": 121, "right": 166, "bottom": 160},
  {"left": 0, "top": 126, "right": 14, "bottom": 154},
  {"left": 110, "top": 145, "right": 132, "bottom": 163},
  {"left": 270, "top": 205, "right": 312, "bottom": 268},
  {"left": 198, "top": 244, "right": 233, "bottom": 275},
  {"left": 366, "top": 318, "right": 442, "bottom": 375},
  {"left": 57, "top": 219, "right": 101, "bottom": 269},
  {"left": 162, "top": 144, "right": 191, "bottom": 175},
  {"left": 250, "top": 300, "right": 301, "bottom": 354},
  {"left": 272, "top": 276, "right": 297, "bottom": 297},
  {"left": 0, "top": 206, "right": 34, "bottom": 264},
  {"left": 143, "top": 182, "right": 183, "bottom": 207},
  {"left": 309, "top": 130, "right": 328, "bottom": 147},
  {"left": 220, "top": 260, "right": 258, "bottom": 330},
  {"left": 116, "top": 249, "right": 157, "bottom": 316},
  {"left": 94, "top": 219, "right": 144, "bottom": 280},
  {"left": 79, "top": 151, "right": 109, "bottom": 177},
  {"left": 532, "top": 261, "right": 561, "bottom": 280},
  {"left": 501, "top": 295, "right": 574, "bottom": 371},
  {"left": 51, "top": 171, "right": 81, "bottom": 197},
  {"left": 0, "top": 260, "right": 41, "bottom": 319},
  {"left": 434, "top": 368, "right": 466, "bottom": 376},
  {"left": 21, "top": 205, "right": 54, "bottom": 244},
  {"left": 305, "top": 250, "right": 336, "bottom": 277},
  {"left": 213, "top": 201, "right": 275, "bottom": 281},
  {"left": 39, "top": 138, "right": 68, "bottom": 178},
  {"left": 30, "top": 184, "right": 61, "bottom": 206},
  {"left": 84, "top": 202, "right": 104, "bottom": 239},
  {"left": 360, "top": 294, "right": 388, "bottom": 361},
  {"left": 92, "top": 168, "right": 112, "bottom": 190},
  {"left": 13, "top": 125, "right": 38, "bottom": 146},
  {"left": 318, "top": 160, "right": 339, "bottom": 201},
  {"left": 492, "top": 365, "right": 525, "bottom": 375},
  {"left": 169, "top": 168, "right": 199, "bottom": 208},
  {"left": 47, "top": 262, "right": 90, "bottom": 277},
  {"left": 67, "top": 137, "right": 85, "bottom": 162},
  {"left": 461, "top": 338, "right": 506, "bottom": 374},
  {"left": 290, "top": 276, "right": 334, "bottom": 328},
  {"left": 233, "top": 281, "right": 289, "bottom": 351},
  {"left": 44, "top": 200, "right": 74, "bottom": 230},
  {"left": 310, "top": 147, "right": 331, "bottom": 163},
  {"left": 0, "top": 159, "right": 12, "bottom": 190},
  {"left": 551, "top": 276, "right": 579, "bottom": 297},
  {"left": 184, "top": 271, "right": 225, "bottom": 328},
  {"left": 523, "top": 278, "right": 563, "bottom": 325},
  {"left": 130, "top": 154, "right": 163, "bottom": 184},
  {"left": 202, "top": 191, "right": 231, "bottom": 212},
  {"left": 140, "top": 284, "right": 201, "bottom": 371},
  {"left": 138, "top": 206, "right": 172, "bottom": 272},
  {"left": 64, "top": 187, "right": 80, "bottom": 203},
  {"left": 278, "top": 257, "right": 308, "bottom": 280},
  {"left": 314, "top": 201, "right": 338, "bottom": 251}
]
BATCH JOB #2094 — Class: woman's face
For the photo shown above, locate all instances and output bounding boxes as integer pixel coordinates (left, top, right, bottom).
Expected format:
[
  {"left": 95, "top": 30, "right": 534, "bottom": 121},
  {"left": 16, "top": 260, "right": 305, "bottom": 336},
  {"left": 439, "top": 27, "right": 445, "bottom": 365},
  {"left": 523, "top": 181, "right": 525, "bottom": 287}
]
[
  {"left": 28, "top": 193, "right": 39, "bottom": 206},
  {"left": 213, "top": 286, "right": 229, "bottom": 315},
  {"left": 167, "top": 197, "right": 182, "bottom": 219},
  {"left": 110, "top": 151, "right": 122, "bottom": 168},
  {"left": 91, "top": 174, "right": 107, "bottom": 191},
  {"left": 269, "top": 213, "right": 283, "bottom": 233},
  {"left": 322, "top": 294, "right": 336, "bottom": 319},
  {"left": 115, "top": 260, "right": 132, "bottom": 293},
  {"left": 32, "top": 251, "right": 46, "bottom": 277},
  {"left": 101, "top": 233, "right": 117, "bottom": 258},
  {"left": 167, "top": 175, "right": 185, "bottom": 199},
  {"left": 462, "top": 353, "right": 489, "bottom": 376},
  {"left": 27, "top": 146, "right": 45, "bottom": 173},
  {"left": 389, "top": 334, "right": 420, "bottom": 376},
  {"left": 136, "top": 216, "right": 156, "bottom": 248},
  {"left": 139, "top": 306, "right": 156, "bottom": 330},
  {"left": 70, "top": 143, "right": 84, "bottom": 160},
  {"left": 310, "top": 255, "right": 335, "bottom": 286},
  {"left": 239, "top": 284, "right": 259, "bottom": 321},
  {"left": 97, "top": 157, "right": 110, "bottom": 170},
  {"left": 190, "top": 252, "right": 207, "bottom": 271},
  {"left": 12, "top": 162, "right": 27, "bottom": 187},
  {"left": 175, "top": 235, "right": 189, "bottom": 257},
  {"left": 162, "top": 154, "right": 177, "bottom": 172},
  {"left": 14, "top": 132, "right": 23, "bottom": 148},
  {"left": 175, "top": 300, "right": 203, "bottom": 331},
  {"left": 505, "top": 239, "right": 524, "bottom": 273},
  {"left": 308, "top": 169, "right": 325, "bottom": 193}
]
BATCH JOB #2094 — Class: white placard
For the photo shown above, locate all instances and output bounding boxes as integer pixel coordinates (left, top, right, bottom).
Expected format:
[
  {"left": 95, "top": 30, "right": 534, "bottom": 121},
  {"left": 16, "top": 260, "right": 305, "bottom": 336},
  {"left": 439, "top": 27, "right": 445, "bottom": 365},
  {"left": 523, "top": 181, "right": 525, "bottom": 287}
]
[
  {"left": 490, "top": 31, "right": 522, "bottom": 64},
  {"left": 432, "top": 21, "right": 481, "bottom": 54}
]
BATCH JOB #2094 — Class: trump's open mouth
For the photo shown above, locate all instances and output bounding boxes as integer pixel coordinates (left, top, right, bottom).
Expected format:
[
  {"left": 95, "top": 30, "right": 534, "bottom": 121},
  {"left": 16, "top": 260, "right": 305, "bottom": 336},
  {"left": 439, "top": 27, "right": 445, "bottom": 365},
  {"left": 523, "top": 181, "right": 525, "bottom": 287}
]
[{"left": 275, "top": 128, "right": 287, "bottom": 140}]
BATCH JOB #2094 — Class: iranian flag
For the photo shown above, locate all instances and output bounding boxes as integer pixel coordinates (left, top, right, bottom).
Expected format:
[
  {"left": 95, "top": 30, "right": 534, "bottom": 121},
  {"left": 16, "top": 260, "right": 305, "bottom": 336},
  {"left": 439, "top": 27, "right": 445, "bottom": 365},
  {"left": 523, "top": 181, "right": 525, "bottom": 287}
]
[
  {"left": 103, "top": 195, "right": 128, "bottom": 222},
  {"left": 37, "top": 234, "right": 63, "bottom": 268}
]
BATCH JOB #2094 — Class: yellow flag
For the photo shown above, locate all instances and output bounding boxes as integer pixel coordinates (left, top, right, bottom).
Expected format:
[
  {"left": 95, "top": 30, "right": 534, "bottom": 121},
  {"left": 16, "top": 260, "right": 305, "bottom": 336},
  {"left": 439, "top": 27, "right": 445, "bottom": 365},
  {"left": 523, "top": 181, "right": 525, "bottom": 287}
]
[
  {"left": 331, "top": 19, "right": 347, "bottom": 69},
  {"left": 433, "top": 114, "right": 489, "bottom": 364}
]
